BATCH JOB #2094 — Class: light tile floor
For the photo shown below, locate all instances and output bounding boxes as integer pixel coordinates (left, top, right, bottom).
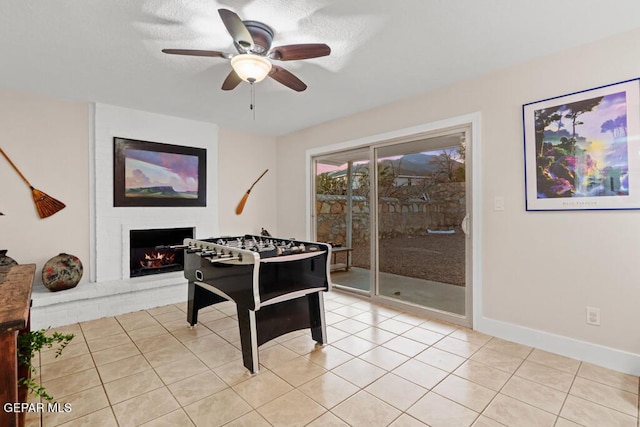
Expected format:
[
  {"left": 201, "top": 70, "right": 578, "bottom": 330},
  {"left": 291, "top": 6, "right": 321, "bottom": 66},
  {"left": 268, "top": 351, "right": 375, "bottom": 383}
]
[{"left": 25, "top": 291, "right": 639, "bottom": 427}]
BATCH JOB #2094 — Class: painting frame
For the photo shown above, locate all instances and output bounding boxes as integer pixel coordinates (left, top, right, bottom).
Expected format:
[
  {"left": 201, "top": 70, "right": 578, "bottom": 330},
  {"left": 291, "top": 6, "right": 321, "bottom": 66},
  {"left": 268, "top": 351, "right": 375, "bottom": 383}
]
[
  {"left": 523, "top": 78, "right": 640, "bottom": 211},
  {"left": 113, "top": 137, "right": 206, "bottom": 207}
]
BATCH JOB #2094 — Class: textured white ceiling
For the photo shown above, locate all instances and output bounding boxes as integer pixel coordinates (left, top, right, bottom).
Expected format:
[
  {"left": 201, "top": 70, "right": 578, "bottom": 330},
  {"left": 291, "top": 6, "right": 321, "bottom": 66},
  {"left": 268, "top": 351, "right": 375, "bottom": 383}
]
[{"left": 2, "top": 1, "right": 640, "bottom": 136}]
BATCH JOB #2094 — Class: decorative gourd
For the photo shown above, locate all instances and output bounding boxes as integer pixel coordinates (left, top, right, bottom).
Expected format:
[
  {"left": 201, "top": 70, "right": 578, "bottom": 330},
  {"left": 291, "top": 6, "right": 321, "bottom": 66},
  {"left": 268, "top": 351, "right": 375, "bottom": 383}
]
[{"left": 42, "top": 253, "right": 83, "bottom": 292}]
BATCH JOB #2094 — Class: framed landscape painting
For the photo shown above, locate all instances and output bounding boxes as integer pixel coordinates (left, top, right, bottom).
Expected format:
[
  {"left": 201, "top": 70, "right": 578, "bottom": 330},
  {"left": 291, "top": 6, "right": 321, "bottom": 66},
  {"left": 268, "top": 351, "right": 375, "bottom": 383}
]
[
  {"left": 523, "top": 78, "right": 640, "bottom": 211},
  {"left": 114, "top": 137, "right": 206, "bottom": 207}
]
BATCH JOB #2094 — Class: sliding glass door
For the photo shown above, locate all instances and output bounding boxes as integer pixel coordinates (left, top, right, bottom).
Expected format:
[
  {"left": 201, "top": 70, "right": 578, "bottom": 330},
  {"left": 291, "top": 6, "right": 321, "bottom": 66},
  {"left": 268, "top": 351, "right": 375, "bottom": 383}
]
[
  {"left": 312, "top": 126, "right": 472, "bottom": 324},
  {"left": 375, "top": 132, "right": 468, "bottom": 316}
]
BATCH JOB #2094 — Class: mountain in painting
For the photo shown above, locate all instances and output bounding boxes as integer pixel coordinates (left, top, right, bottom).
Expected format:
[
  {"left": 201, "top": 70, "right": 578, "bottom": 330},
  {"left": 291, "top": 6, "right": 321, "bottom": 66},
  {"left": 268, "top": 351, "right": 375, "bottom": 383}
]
[{"left": 126, "top": 186, "right": 197, "bottom": 199}]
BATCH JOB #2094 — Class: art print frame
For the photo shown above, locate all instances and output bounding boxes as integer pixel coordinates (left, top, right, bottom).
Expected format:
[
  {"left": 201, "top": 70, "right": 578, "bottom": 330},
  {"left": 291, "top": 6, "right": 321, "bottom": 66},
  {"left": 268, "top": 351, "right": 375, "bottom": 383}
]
[
  {"left": 114, "top": 137, "right": 206, "bottom": 207},
  {"left": 523, "top": 78, "right": 640, "bottom": 211}
]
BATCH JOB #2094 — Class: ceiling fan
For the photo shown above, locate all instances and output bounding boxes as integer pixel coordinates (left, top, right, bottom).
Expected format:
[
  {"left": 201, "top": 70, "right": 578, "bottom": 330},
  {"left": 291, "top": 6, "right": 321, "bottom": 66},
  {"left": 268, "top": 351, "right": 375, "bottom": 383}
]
[{"left": 162, "top": 8, "right": 331, "bottom": 92}]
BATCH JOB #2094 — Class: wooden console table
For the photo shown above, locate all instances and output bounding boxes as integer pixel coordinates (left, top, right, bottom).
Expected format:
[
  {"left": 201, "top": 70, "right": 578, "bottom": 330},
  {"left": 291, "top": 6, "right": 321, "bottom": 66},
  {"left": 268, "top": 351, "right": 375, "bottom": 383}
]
[
  {"left": 0, "top": 264, "right": 35, "bottom": 427},
  {"left": 330, "top": 247, "right": 352, "bottom": 272}
]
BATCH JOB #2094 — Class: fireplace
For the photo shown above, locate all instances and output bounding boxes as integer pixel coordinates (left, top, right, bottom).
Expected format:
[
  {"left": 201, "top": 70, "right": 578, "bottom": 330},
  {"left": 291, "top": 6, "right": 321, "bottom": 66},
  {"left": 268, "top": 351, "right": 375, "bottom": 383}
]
[{"left": 129, "top": 227, "right": 194, "bottom": 278}]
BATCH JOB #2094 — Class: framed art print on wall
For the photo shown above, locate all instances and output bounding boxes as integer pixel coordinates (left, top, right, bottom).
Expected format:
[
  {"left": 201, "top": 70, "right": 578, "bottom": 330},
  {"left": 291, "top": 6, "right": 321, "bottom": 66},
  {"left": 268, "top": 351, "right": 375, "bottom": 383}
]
[
  {"left": 114, "top": 137, "right": 207, "bottom": 207},
  {"left": 523, "top": 78, "right": 640, "bottom": 211}
]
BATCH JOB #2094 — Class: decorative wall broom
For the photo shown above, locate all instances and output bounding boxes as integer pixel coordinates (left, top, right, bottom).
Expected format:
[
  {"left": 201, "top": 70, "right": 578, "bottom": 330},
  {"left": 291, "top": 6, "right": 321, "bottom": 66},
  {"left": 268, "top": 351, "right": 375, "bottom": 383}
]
[
  {"left": 0, "top": 148, "right": 66, "bottom": 218},
  {"left": 235, "top": 169, "right": 268, "bottom": 215}
]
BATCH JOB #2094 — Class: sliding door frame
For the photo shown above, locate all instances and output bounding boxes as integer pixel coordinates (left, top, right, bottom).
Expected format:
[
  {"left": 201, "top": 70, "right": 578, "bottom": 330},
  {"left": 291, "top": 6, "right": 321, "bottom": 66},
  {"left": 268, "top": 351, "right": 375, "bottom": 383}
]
[{"left": 306, "top": 113, "right": 482, "bottom": 327}]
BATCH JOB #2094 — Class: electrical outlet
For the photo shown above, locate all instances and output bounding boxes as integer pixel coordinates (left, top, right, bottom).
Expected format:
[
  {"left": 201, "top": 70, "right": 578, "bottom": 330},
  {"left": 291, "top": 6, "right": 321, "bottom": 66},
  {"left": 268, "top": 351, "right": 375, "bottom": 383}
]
[{"left": 586, "top": 307, "right": 600, "bottom": 326}]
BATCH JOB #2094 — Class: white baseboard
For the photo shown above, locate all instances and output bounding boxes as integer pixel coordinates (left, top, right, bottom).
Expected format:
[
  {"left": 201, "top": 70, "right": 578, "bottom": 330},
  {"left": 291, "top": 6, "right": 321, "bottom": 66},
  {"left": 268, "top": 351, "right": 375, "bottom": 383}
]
[{"left": 476, "top": 316, "right": 640, "bottom": 377}]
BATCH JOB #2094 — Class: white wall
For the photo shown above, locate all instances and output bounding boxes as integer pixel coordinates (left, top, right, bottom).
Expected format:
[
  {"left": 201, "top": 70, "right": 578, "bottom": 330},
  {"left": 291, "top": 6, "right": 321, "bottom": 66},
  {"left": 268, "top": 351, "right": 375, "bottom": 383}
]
[
  {"left": 93, "top": 104, "right": 220, "bottom": 282},
  {"left": 276, "top": 28, "right": 640, "bottom": 374},
  {"left": 0, "top": 88, "right": 89, "bottom": 285},
  {"left": 217, "top": 127, "right": 277, "bottom": 236}
]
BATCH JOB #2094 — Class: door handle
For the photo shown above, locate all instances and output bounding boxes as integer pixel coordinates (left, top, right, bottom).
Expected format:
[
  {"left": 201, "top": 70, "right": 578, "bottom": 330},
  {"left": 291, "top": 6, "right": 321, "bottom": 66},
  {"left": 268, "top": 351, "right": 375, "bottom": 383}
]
[{"left": 461, "top": 214, "right": 470, "bottom": 236}]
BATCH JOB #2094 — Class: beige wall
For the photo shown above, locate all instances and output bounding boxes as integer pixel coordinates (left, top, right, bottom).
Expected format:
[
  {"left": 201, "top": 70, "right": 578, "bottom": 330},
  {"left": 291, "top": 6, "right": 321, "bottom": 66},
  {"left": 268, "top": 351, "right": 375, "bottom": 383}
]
[
  {"left": 276, "top": 28, "right": 640, "bottom": 367},
  {"left": 217, "top": 127, "right": 277, "bottom": 236},
  {"left": 0, "top": 88, "right": 89, "bottom": 285}
]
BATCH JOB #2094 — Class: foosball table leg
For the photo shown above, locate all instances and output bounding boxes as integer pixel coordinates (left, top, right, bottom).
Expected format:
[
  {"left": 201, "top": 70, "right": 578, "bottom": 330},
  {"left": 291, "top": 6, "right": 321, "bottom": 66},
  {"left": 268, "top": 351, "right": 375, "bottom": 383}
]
[
  {"left": 236, "top": 309, "right": 260, "bottom": 374},
  {"left": 187, "top": 281, "right": 199, "bottom": 326},
  {"left": 308, "top": 292, "right": 328, "bottom": 345},
  {"left": 187, "top": 281, "right": 228, "bottom": 327}
]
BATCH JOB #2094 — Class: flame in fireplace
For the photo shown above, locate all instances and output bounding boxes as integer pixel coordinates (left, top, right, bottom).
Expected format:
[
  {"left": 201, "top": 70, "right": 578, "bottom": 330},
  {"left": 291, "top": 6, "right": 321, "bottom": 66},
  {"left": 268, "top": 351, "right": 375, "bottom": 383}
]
[{"left": 140, "top": 251, "right": 175, "bottom": 268}]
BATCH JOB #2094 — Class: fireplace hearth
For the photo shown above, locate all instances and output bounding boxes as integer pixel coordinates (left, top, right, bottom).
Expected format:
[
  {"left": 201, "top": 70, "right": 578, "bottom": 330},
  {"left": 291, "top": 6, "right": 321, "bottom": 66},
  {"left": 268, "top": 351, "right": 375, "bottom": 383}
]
[{"left": 129, "top": 227, "right": 194, "bottom": 278}]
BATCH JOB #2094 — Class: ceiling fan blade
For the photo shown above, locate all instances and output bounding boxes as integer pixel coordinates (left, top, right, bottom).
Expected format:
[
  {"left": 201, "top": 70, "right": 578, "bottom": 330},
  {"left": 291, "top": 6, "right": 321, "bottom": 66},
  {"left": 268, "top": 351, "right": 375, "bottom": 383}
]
[
  {"left": 268, "top": 65, "right": 307, "bottom": 92},
  {"left": 221, "top": 69, "right": 242, "bottom": 91},
  {"left": 162, "top": 49, "right": 230, "bottom": 58},
  {"left": 218, "top": 9, "right": 254, "bottom": 52},
  {"left": 269, "top": 43, "right": 331, "bottom": 61}
]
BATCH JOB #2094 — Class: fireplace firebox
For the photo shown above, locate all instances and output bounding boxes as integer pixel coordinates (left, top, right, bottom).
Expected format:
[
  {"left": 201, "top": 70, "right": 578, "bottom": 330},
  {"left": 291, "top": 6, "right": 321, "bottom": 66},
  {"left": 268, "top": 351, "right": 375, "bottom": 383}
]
[{"left": 129, "top": 227, "right": 194, "bottom": 277}]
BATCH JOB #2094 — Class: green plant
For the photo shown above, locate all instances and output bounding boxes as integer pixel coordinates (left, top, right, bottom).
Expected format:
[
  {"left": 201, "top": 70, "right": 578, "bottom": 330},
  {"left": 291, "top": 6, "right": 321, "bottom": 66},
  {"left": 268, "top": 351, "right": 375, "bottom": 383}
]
[{"left": 17, "top": 329, "right": 74, "bottom": 401}]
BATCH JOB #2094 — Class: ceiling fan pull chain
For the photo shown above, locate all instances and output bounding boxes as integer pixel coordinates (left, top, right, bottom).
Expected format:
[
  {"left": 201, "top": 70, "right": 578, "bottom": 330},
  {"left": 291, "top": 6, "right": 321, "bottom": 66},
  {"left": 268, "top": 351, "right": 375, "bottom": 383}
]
[{"left": 250, "top": 82, "right": 256, "bottom": 120}]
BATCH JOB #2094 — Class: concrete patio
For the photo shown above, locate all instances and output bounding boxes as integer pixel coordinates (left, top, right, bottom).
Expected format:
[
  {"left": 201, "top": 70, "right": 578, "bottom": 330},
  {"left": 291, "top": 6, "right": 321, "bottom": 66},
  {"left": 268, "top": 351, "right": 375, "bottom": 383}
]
[{"left": 330, "top": 267, "right": 465, "bottom": 315}]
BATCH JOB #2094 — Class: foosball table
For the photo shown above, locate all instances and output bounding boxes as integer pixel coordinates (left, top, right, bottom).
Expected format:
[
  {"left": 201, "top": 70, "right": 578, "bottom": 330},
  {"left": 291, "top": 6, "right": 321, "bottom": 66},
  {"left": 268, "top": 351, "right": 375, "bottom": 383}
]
[{"left": 181, "top": 235, "right": 332, "bottom": 373}]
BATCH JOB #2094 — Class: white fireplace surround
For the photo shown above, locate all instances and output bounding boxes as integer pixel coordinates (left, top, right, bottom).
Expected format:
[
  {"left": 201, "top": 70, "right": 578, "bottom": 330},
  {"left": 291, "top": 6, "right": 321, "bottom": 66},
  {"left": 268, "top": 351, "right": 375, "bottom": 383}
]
[{"left": 31, "top": 104, "right": 220, "bottom": 329}]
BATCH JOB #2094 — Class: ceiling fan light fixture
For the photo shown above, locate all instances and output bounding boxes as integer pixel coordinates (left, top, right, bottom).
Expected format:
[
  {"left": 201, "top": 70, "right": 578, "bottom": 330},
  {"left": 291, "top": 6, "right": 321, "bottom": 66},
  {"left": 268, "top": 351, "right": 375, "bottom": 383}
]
[{"left": 231, "top": 54, "right": 272, "bottom": 83}]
